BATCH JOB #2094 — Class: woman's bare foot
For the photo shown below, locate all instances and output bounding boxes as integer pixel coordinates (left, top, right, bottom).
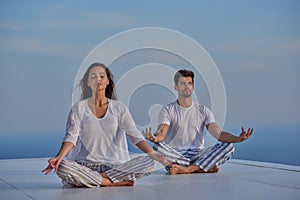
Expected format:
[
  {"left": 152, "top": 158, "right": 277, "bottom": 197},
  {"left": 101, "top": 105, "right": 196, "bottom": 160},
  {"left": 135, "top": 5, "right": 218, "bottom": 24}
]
[
  {"left": 100, "top": 173, "right": 134, "bottom": 187},
  {"left": 101, "top": 179, "right": 134, "bottom": 187}
]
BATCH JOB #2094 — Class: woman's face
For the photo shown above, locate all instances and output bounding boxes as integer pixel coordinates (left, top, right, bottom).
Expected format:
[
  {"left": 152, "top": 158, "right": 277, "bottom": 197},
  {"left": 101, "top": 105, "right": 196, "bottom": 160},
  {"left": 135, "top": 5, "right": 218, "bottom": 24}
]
[{"left": 87, "top": 66, "right": 109, "bottom": 92}]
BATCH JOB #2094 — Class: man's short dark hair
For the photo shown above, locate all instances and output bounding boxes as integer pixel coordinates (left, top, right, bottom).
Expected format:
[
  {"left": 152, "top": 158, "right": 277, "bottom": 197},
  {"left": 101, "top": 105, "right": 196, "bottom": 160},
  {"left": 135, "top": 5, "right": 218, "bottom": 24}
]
[{"left": 174, "top": 69, "right": 194, "bottom": 85}]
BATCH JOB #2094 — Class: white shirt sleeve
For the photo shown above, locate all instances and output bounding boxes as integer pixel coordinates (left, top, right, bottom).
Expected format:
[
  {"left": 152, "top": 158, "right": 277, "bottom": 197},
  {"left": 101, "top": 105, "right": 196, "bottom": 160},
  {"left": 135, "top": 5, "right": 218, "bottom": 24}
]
[
  {"left": 63, "top": 106, "right": 81, "bottom": 146},
  {"left": 203, "top": 106, "right": 216, "bottom": 125},
  {"left": 118, "top": 104, "right": 145, "bottom": 145},
  {"left": 158, "top": 106, "right": 171, "bottom": 125}
]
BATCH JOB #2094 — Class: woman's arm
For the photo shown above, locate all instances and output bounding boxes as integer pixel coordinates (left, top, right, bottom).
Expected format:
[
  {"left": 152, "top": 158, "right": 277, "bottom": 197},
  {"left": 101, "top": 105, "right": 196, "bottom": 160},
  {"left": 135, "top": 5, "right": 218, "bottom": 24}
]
[
  {"left": 42, "top": 141, "right": 74, "bottom": 174},
  {"left": 135, "top": 140, "right": 155, "bottom": 154},
  {"left": 135, "top": 140, "right": 170, "bottom": 166},
  {"left": 42, "top": 106, "right": 81, "bottom": 175},
  {"left": 118, "top": 104, "right": 170, "bottom": 165}
]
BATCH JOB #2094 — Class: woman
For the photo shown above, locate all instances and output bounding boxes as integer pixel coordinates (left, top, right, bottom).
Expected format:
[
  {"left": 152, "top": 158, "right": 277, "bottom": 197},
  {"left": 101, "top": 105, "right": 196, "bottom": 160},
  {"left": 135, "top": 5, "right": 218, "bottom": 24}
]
[{"left": 42, "top": 63, "right": 168, "bottom": 187}]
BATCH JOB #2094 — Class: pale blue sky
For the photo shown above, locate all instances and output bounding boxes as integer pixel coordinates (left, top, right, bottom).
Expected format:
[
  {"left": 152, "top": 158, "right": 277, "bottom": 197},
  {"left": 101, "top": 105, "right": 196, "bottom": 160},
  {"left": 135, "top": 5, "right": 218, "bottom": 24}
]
[{"left": 0, "top": 0, "right": 299, "bottom": 139}]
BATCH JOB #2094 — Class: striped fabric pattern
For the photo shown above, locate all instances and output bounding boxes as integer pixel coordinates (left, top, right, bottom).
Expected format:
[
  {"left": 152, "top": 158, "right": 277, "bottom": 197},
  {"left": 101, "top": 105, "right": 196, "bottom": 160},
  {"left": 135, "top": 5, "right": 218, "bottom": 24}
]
[
  {"left": 57, "top": 156, "right": 155, "bottom": 187},
  {"left": 106, "top": 156, "right": 155, "bottom": 183},
  {"left": 191, "top": 142, "right": 234, "bottom": 171},
  {"left": 57, "top": 160, "right": 103, "bottom": 188},
  {"left": 154, "top": 142, "right": 234, "bottom": 172},
  {"left": 153, "top": 142, "right": 190, "bottom": 165}
]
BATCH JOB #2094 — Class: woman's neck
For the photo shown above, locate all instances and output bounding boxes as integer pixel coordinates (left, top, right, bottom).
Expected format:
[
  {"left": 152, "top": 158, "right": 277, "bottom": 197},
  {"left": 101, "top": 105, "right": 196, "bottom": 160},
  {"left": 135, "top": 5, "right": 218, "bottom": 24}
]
[{"left": 90, "top": 91, "right": 108, "bottom": 106}]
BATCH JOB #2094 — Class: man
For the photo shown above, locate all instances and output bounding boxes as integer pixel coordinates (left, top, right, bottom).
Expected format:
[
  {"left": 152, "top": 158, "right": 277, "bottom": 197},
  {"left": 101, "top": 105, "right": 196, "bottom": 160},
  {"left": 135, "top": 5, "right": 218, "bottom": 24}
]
[{"left": 144, "top": 69, "right": 253, "bottom": 175}]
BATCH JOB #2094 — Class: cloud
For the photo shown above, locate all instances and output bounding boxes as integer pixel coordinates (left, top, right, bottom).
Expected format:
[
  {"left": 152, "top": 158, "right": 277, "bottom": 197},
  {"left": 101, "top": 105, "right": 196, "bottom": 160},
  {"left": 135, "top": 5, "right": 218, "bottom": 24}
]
[
  {"left": 0, "top": 3, "right": 142, "bottom": 57},
  {"left": 0, "top": 35, "right": 88, "bottom": 58},
  {"left": 229, "top": 36, "right": 298, "bottom": 54},
  {"left": 0, "top": 23, "right": 24, "bottom": 31},
  {"left": 210, "top": 35, "right": 300, "bottom": 70},
  {"left": 39, "top": 9, "right": 140, "bottom": 31}
]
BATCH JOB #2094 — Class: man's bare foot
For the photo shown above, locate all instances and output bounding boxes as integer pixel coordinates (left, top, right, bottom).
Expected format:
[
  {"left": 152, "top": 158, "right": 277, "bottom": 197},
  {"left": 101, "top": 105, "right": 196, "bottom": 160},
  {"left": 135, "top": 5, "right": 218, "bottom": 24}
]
[
  {"left": 207, "top": 166, "right": 219, "bottom": 173},
  {"left": 100, "top": 173, "right": 134, "bottom": 187},
  {"left": 169, "top": 164, "right": 219, "bottom": 175},
  {"left": 169, "top": 164, "right": 192, "bottom": 175}
]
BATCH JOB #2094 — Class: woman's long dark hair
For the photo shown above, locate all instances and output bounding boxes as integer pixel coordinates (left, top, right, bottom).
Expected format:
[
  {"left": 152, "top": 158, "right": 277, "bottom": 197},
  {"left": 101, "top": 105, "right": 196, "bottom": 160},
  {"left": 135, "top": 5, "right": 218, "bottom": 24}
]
[{"left": 80, "top": 63, "right": 117, "bottom": 100}]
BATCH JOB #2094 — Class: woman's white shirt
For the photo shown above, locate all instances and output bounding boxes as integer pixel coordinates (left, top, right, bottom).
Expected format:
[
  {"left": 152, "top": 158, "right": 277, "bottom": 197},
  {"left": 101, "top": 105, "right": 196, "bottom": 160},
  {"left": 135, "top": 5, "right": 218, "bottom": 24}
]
[{"left": 63, "top": 99, "right": 145, "bottom": 164}]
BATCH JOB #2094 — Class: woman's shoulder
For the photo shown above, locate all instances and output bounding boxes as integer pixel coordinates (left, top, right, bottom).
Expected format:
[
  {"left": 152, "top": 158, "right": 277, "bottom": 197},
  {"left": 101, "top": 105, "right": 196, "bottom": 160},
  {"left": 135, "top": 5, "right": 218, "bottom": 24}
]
[
  {"left": 71, "top": 99, "right": 88, "bottom": 112},
  {"left": 109, "top": 99, "right": 128, "bottom": 112}
]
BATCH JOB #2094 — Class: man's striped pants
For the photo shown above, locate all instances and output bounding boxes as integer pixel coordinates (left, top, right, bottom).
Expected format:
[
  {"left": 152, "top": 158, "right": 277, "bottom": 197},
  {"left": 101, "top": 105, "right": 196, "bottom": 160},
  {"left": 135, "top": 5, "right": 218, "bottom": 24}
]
[{"left": 153, "top": 142, "right": 235, "bottom": 172}]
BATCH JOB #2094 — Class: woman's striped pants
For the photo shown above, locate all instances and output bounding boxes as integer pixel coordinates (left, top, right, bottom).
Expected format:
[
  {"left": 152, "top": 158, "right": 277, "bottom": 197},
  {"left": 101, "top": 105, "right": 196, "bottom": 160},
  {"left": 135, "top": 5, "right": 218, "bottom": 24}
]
[{"left": 56, "top": 156, "right": 155, "bottom": 188}]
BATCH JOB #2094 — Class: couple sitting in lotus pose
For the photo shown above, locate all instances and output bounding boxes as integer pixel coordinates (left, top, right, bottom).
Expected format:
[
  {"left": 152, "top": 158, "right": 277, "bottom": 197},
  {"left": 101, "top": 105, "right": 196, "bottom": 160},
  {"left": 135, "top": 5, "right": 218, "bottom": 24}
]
[{"left": 42, "top": 63, "right": 253, "bottom": 187}]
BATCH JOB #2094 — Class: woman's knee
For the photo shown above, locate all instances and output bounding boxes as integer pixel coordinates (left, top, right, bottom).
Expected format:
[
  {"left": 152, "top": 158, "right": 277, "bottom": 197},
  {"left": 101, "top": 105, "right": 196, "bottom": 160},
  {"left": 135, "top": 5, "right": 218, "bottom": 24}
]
[{"left": 131, "top": 156, "right": 155, "bottom": 172}]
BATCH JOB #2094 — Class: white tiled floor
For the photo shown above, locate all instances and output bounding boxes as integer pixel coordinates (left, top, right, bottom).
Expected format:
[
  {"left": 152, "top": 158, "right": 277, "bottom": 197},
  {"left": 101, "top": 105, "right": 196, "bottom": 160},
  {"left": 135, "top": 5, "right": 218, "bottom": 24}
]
[{"left": 0, "top": 158, "right": 299, "bottom": 200}]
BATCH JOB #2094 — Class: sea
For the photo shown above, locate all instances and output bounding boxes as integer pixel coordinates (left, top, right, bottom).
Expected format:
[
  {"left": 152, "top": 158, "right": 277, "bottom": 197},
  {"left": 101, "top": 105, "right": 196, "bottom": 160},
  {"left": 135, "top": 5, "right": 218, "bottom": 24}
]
[{"left": 1, "top": 125, "right": 299, "bottom": 166}]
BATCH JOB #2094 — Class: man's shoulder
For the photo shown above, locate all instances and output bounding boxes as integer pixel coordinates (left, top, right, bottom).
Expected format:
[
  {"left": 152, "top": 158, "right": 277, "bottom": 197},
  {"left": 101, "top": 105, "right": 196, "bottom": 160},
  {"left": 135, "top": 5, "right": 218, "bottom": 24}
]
[
  {"left": 193, "top": 102, "right": 212, "bottom": 113},
  {"left": 162, "top": 101, "right": 177, "bottom": 110},
  {"left": 194, "top": 102, "right": 207, "bottom": 109},
  {"left": 162, "top": 101, "right": 209, "bottom": 110}
]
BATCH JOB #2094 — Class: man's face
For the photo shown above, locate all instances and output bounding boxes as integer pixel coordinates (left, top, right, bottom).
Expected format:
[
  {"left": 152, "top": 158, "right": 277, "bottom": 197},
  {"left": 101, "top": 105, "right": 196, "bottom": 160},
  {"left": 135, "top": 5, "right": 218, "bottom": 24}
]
[{"left": 175, "top": 76, "right": 194, "bottom": 98}]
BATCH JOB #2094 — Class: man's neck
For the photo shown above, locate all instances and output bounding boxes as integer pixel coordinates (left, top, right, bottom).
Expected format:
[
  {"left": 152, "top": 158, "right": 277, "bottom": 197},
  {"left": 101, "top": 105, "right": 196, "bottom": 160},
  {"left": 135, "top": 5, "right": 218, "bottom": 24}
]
[{"left": 177, "top": 97, "right": 192, "bottom": 107}]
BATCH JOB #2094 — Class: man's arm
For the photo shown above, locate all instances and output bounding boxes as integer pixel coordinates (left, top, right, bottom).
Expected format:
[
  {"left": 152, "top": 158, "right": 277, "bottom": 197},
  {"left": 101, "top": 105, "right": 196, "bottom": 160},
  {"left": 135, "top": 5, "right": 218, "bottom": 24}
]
[
  {"left": 143, "top": 124, "right": 169, "bottom": 143},
  {"left": 206, "top": 122, "right": 253, "bottom": 143}
]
